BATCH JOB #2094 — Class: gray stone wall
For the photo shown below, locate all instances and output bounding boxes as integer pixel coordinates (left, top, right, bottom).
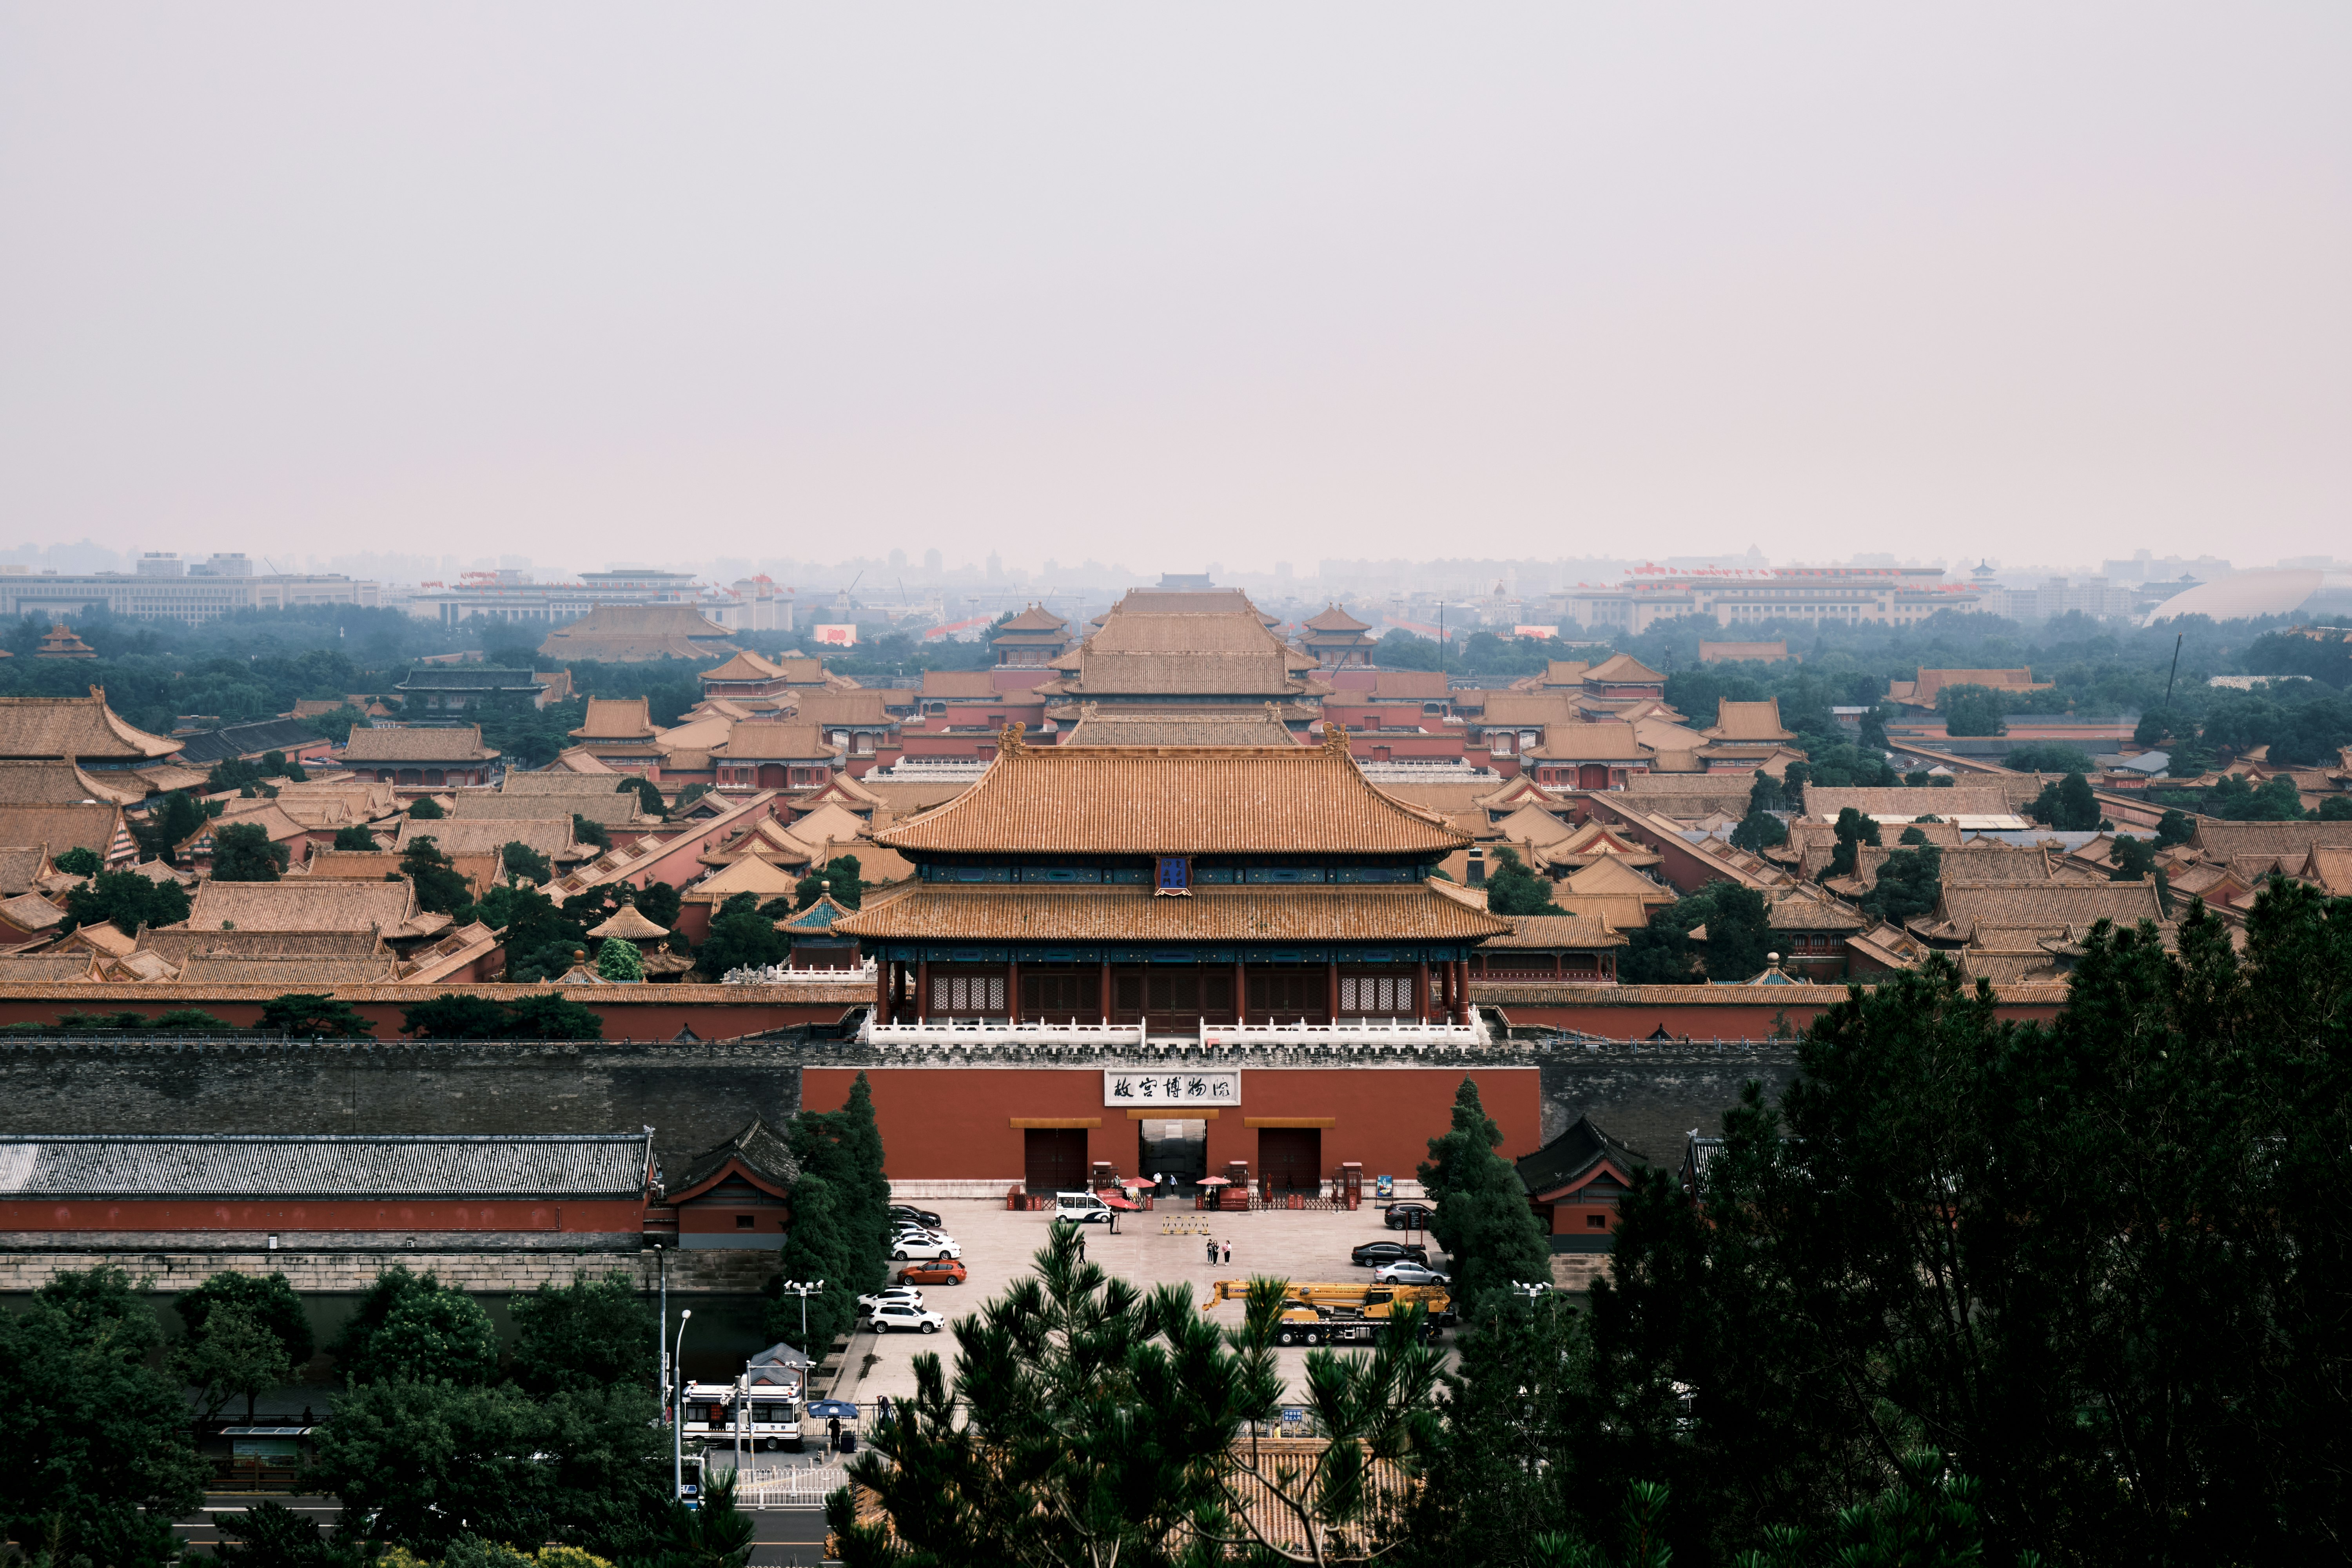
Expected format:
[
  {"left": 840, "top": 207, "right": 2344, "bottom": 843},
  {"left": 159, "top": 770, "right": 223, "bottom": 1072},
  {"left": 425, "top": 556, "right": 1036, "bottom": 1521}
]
[
  {"left": 1536, "top": 1041, "right": 1801, "bottom": 1166},
  {"left": 0, "top": 1037, "right": 829, "bottom": 1174}
]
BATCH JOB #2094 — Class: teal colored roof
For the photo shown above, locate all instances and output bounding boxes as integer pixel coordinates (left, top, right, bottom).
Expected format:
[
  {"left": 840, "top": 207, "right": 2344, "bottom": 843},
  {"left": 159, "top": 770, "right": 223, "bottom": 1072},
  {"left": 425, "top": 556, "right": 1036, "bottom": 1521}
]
[{"left": 782, "top": 895, "right": 850, "bottom": 931}]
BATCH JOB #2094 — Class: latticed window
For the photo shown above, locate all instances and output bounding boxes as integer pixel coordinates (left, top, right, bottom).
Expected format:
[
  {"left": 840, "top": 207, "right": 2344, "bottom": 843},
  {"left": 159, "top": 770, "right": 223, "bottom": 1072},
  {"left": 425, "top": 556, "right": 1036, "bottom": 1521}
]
[
  {"left": 931, "top": 973, "right": 1007, "bottom": 1014},
  {"left": 1339, "top": 974, "right": 1413, "bottom": 1016}
]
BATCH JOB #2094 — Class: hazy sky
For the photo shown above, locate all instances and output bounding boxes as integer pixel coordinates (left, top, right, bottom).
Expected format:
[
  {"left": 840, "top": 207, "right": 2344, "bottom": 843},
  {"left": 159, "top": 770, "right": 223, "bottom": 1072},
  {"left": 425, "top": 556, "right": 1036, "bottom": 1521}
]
[{"left": 2, "top": 5, "right": 2347, "bottom": 576}]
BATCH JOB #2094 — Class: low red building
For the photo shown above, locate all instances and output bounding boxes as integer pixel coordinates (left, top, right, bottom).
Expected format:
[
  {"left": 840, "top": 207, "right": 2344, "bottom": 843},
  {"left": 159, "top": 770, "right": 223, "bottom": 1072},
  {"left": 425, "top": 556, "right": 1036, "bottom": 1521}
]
[
  {"left": 1514, "top": 1114, "right": 1646, "bottom": 1261},
  {"left": 651, "top": 1117, "right": 798, "bottom": 1251},
  {"left": 0, "top": 1131, "right": 655, "bottom": 1250}
]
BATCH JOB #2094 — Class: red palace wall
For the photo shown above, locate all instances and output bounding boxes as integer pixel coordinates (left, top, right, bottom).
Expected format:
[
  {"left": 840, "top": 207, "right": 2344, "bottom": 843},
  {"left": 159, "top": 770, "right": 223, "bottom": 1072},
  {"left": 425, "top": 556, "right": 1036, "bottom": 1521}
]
[{"left": 802, "top": 1065, "right": 1541, "bottom": 1187}]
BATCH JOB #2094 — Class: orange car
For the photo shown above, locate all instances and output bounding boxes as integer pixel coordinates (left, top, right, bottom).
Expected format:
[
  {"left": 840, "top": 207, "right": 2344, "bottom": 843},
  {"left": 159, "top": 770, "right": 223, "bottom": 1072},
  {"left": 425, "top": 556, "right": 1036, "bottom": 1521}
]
[{"left": 899, "top": 1258, "right": 967, "bottom": 1286}]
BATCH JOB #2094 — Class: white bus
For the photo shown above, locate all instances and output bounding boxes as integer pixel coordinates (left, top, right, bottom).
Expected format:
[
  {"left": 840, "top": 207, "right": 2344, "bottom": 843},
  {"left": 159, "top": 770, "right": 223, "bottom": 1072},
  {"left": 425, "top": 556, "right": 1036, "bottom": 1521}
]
[{"left": 681, "top": 1374, "right": 805, "bottom": 1452}]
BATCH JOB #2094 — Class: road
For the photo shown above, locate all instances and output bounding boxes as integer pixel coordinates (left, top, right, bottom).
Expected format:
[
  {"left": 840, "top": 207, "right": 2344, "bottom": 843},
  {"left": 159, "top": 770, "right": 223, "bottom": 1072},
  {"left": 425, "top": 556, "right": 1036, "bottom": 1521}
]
[{"left": 176, "top": 1494, "right": 834, "bottom": 1566}]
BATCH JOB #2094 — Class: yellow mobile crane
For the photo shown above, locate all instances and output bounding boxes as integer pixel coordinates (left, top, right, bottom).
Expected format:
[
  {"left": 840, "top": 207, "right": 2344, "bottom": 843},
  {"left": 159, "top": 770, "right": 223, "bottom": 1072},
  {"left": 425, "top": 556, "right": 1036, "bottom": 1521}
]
[{"left": 1198, "top": 1279, "right": 1455, "bottom": 1340}]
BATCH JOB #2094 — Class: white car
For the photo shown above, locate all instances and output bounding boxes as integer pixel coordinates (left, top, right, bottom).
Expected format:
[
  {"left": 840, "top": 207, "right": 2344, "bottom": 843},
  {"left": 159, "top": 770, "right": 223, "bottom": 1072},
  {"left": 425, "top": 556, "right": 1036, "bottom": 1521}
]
[
  {"left": 862, "top": 1300, "right": 946, "bottom": 1335},
  {"left": 857, "top": 1287, "right": 925, "bottom": 1315},
  {"left": 1373, "top": 1261, "right": 1450, "bottom": 1287},
  {"left": 892, "top": 1234, "right": 961, "bottom": 1261}
]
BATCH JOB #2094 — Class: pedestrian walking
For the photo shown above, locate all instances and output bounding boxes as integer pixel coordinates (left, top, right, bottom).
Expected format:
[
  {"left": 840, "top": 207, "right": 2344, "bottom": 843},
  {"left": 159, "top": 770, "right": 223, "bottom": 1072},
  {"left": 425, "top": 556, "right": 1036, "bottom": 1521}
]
[
  {"left": 1206, "top": 1235, "right": 1218, "bottom": 1265},
  {"left": 1222, "top": 1239, "right": 1232, "bottom": 1265}
]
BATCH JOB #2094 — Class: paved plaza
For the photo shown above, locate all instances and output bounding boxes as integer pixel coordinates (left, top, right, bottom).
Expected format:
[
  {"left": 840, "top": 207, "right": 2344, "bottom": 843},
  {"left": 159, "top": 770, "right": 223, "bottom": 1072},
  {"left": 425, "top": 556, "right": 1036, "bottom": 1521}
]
[{"left": 827, "top": 1199, "right": 1452, "bottom": 1411}]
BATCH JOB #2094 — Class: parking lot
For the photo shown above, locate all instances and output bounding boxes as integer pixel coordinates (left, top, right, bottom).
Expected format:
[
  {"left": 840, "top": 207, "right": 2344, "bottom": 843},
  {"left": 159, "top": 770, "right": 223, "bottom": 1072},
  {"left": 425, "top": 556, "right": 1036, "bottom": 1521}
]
[{"left": 833, "top": 1199, "right": 1455, "bottom": 1407}]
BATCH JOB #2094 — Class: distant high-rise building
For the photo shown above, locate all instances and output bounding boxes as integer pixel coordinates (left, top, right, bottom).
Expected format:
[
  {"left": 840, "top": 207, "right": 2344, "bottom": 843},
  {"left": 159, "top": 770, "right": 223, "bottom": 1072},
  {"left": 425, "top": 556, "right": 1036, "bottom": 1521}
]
[
  {"left": 987, "top": 552, "right": 1004, "bottom": 581},
  {"left": 136, "top": 552, "right": 183, "bottom": 577},
  {"left": 924, "top": 548, "right": 943, "bottom": 576}
]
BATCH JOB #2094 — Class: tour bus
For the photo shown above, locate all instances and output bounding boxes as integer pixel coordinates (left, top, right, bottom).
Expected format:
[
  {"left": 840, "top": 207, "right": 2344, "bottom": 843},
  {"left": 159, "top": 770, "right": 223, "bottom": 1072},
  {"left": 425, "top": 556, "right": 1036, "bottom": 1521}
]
[{"left": 680, "top": 1374, "right": 806, "bottom": 1452}]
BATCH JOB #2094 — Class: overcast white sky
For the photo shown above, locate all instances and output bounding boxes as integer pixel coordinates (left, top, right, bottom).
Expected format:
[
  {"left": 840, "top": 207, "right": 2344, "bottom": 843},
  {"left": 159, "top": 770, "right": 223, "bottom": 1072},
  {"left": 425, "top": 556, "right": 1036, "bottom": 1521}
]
[{"left": 2, "top": 4, "right": 2347, "bottom": 577}]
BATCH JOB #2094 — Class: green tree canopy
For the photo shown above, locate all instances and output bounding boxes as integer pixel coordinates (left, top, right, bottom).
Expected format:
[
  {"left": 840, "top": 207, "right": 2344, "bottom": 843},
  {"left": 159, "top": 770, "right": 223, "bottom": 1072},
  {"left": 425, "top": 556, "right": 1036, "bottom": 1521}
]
[
  {"left": 1484, "top": 845, "right": 1561, "bottom": 916},
  {"left": 332, "top": 822, "right": 379, "bottom": 851},
  {"left": 1938, "top": 684, "right": 2010, "bottom": 737},
  {"left": 1579, "top": 885, "right": 2352, "bottom": 1565},
  {"left": 619, "top": 775, "right": 665, "bottom": 816},
  {"left": 401, "top": 992, "right": 512, "bottom": 1039},
  {"left": 1861, "top": 843, "right": 1942, "bottom": 924},
  {"left": 333, "top": 1266, "right": 500, "bottom": 1385},
  {"left": 407, "top": 794, "right": 446, "bottom": 820},
  {"left": 795, "top": 853, "right": 868, "bottom": 911},
  {"left": 0, "top": 1264, "right": 209, "bottom": 1567},
  {"left": 501, "top": 839, "right": 554, "bottom": 886},
  {"left": 596, "top": 937, "right": 643, "bottom": 982},
  {"left": 2027, "top": 771, "right": 2102, "bottom": 830},
  {"left": 259, "top": 993, "right": 376, "bottom": 1037},
  {"left": 53, "top": 845, "right": 102, "bottom": 877},
  {"left": 765, "top": 1173, "right": 857, "bottom": 1356},
  {"left": 508, "top": 1272, "right": 655, "bottom": 1397},
  {"left": 401, "top": 833, "right": 475, "bottom": 915},
  {"left": 2003, "top": 739, "right": 2098, "bottom": 773},
  {"left": 701, "top": 891, "right": 786, "bottom": 975},
  {"left": 64, "top": 866, "right": 191, "bottom": 936},
  {"left": 211, "top": 820, "right": 290, "bottom": 882},
  {"left": 501, "top": 991, "right": 604, "bottom": 1040},
  {"left": 573, "top": 813, "right": 612, "bottom": 850},
  {"left": 172, "top": 1303, "right": 291, "bottom": 1422},
  {"left": 175, "top": 1269, "right": 314, "bottom": 1368},
  {"left": 1418, "top": 1078, "right": 1553, "bottom": 1303}
]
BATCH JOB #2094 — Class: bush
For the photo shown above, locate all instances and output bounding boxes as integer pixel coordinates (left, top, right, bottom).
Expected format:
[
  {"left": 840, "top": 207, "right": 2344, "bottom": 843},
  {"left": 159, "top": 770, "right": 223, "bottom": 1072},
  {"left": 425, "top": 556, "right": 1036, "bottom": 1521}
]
[
  {"left": 332, "top": 823, "right": 379, "bottom": 851},
  {"left": 53, "top": 846, "right": 102, "bottom": 877},
  {"left": 595, "top": 938, "right": 643, "bottom": 982},
  {"left": 407, "top": 795, "right": 445, "bottom": 820}
]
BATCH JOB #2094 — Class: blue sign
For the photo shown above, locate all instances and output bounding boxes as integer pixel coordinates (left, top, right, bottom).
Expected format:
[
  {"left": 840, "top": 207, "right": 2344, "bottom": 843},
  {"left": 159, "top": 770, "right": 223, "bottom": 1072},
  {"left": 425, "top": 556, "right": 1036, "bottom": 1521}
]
[{"left": 1155, "top": 856, "right": 1191, "bottom": 894}]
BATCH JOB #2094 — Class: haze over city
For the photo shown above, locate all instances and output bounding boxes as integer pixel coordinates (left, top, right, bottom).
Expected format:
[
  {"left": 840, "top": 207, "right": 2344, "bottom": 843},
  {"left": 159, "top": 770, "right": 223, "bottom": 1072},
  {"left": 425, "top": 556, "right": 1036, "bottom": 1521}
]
[{"left": 4, "top": 4, "right": 2348, "bottom": 578}]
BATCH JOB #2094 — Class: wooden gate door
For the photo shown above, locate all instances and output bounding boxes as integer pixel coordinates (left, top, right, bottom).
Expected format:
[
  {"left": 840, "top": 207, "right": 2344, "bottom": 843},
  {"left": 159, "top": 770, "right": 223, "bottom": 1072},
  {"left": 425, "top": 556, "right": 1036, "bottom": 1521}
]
[{"left": 1024, "top": 1128, "right": 1089, "bottom": 1195}]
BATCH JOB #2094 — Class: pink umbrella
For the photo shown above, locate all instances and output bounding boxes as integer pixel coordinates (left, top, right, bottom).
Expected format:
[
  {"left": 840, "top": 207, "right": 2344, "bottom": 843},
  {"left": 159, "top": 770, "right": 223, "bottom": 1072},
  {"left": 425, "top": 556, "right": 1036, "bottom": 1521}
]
[{"left": 1195, "top": 1176, "right": 1231, "bottom": 1187}]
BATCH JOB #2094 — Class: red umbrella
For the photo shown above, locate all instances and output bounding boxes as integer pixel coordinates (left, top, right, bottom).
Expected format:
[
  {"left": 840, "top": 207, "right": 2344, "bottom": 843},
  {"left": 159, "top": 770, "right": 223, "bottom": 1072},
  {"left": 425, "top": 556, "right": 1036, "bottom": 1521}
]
[
  {"left": 1195, "top": 1176, "right": 1231, "bottom": 1187},
  {"left": 1095, "top": 1192, "right": 1142, "bottom": 1210}
]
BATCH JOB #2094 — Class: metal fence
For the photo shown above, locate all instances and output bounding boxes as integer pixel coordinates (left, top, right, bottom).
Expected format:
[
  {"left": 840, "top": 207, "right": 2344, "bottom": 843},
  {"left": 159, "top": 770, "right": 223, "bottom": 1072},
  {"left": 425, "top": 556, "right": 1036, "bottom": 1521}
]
[{"left": 731, "top": 1463, "right": 856, "bottom": 1508}]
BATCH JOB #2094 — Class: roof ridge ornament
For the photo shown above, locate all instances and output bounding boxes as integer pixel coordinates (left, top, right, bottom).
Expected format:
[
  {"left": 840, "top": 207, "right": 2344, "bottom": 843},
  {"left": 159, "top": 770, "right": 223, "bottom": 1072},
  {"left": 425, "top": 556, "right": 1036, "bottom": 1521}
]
[
  {"left": 998, "top": 721, "right": 1027, "bottom": 757},
  {"left": 1322, "top": 721, "right": 1350, "bottom": 755}
]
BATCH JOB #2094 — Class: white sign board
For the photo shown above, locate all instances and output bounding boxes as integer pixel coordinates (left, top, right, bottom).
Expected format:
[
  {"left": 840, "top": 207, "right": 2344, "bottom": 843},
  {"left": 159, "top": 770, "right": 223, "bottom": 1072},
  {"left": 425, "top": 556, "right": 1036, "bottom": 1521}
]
[
  {"left": 812, "top": 623, "right": 858, "bottom": 647},
  {"left": 1104, "top": 1069, "right": 1240, "bottom": 1109}
]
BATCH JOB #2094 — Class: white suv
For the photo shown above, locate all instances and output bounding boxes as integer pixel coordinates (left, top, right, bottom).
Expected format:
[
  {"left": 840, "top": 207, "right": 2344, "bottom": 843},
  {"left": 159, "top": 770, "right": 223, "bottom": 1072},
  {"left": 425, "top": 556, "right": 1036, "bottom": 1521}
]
[
  {"left": 857, "top": 1287, "right": 924, "bottom": 1315},
  {"left": 892, "top": 1234, "right": 961, "bottom": 1261},
  {"left": 863, "top": 1300, "right": 946, "bottom": 1334}
]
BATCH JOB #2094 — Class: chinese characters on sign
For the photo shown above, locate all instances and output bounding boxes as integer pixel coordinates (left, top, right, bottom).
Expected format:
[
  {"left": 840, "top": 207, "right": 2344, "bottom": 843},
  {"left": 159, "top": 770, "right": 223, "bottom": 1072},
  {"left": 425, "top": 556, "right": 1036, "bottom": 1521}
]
[{"left": 1102, "top": 1069, "right": 1240, "bottom": 1107}]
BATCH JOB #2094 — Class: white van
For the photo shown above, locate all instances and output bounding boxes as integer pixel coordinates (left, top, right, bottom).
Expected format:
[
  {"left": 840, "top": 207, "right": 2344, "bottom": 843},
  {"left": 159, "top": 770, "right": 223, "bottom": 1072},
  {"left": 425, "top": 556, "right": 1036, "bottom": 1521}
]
[{"left": 1053, "top": 1191, "right": 1115, "bottom": 1224}]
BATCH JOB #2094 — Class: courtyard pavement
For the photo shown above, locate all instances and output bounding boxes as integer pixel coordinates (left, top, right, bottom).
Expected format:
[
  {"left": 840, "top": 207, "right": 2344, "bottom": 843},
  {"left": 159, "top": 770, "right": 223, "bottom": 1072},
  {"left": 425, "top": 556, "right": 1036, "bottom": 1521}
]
[{"left": 826, "top": 1199, "right": 1453, "bottom": 1413}]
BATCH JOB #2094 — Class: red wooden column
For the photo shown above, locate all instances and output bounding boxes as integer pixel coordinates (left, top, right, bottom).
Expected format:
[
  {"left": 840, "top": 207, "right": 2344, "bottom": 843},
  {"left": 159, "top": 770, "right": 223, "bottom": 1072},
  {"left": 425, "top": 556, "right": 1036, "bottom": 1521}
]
[
  {"left": 1233, "top": 958, "right": 1248, "bottom": 1025},
  {"left": 874, "top": 960, "right": 891, "bottom": 1024},
  {"left": 1455, "top": 959, "right": 1470, "bottom": 1024},
  {"left": 1416, "top": 959, "right": 1431, "bottom": 1023},
  {"left": 1099, "top": 957, "right": 1112, "bottom": 1025},
  {"left": 1326, "top": 960, "right": 1340, "bottom": 1024},
  {"left": 916, "top": 958, "right": 930, "bottom": 1022},
  {"left": 1006, "top": 959, "right": 1021, "bottom": 1024}
]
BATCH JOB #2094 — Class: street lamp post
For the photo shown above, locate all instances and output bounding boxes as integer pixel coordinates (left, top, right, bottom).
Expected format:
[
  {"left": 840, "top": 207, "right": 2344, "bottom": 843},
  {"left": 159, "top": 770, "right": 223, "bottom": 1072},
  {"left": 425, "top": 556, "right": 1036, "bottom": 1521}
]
[
  {"left": 779, "top": 1278, "right": 826, "bottom": 1342},
  {"left": 672, "top": 1309, "right": 693, "bottom": 1502}
]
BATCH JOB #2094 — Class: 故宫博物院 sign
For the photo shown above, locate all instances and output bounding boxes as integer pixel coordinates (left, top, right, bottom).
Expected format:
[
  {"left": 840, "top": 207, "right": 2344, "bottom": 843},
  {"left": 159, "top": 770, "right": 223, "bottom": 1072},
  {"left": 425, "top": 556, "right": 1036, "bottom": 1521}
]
[{"left": 1104, "top": 1070, "right": 1238, "bottom": 1108}]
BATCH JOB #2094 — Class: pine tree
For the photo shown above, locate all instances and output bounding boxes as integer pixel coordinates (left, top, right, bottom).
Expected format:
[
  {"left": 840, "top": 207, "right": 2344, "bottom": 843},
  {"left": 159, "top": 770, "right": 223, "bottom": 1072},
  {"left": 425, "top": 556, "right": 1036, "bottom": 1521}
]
[
  {"left": 1418, "top": 1078, "right": 1552, "bottom": 1304},
  {"left": 766, "top": 1174, "right": 857, "bottom": 1354}
]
